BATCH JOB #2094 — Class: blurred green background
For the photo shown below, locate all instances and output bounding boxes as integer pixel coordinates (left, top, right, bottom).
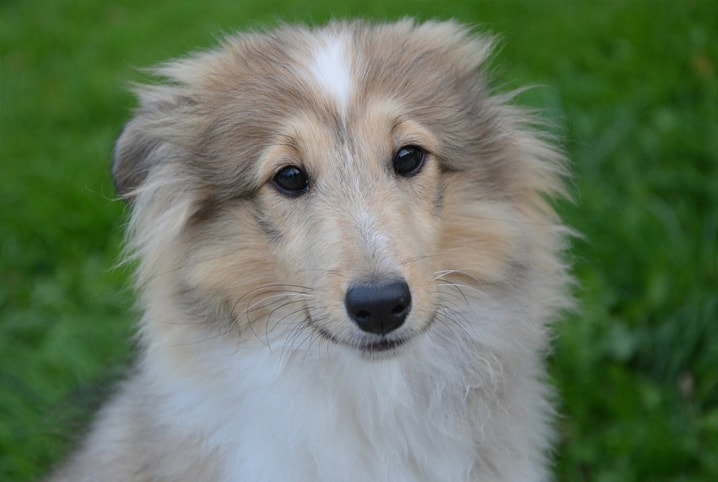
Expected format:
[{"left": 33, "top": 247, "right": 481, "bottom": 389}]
[{"left": 2, "top": 0, "right": 717, "bottom": 480}]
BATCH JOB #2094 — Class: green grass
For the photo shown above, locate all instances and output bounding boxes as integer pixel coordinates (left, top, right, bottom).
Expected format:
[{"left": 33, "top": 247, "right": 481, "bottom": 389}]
[{"left": 2, "top": 0, "right": 716, "bottom": 480}]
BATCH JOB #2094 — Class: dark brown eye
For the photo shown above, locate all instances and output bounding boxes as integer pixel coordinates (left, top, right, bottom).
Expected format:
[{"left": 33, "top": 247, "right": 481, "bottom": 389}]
[
  {"left": 272, "top": 165, "right": 309, "bottom": 196},
  {"left": 393, "top": 145, "right": 426, "bottom": 177}
]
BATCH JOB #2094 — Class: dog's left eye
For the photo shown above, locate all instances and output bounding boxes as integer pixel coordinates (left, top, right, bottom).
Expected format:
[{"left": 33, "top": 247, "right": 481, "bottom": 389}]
[{"left": 393, "top": 145, "right": 426, "bottom": 177}]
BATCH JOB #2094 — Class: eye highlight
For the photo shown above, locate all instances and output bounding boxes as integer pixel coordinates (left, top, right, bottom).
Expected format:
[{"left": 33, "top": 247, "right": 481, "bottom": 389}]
[
  {"left": 272, "top": 165, "right": 309, "bottom": 196},
  {"left": 392, "top": 145, "right": 426, "bottom": 177}
]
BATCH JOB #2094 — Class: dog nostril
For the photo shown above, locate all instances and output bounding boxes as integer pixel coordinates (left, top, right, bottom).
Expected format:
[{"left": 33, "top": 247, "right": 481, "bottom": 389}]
[{"left": 345, "top": 279, "right": 412, "bottom": 335}]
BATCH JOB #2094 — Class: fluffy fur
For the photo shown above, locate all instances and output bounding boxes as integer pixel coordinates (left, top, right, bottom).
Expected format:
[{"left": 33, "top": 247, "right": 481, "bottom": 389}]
[{"left": 50, "top": 19, "right": 572, "bottom": 482}]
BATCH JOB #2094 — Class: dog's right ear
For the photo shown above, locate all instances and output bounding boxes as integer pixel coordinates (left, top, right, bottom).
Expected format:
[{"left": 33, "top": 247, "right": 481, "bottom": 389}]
[
  {"left": 112, "top": 86, "right": 193, "bottom": 202},
  {"left": 112, "top": 115, "right": 161, "bottom": 202}
]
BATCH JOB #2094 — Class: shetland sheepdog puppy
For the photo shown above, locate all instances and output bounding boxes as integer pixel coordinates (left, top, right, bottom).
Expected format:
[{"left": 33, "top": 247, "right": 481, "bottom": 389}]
[{"left": 50, "top": 19, "right": 572, "bottom": 482}]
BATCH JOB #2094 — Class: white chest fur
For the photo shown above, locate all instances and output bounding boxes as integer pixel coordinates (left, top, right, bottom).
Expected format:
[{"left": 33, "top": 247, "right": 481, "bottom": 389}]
[{"left": 153, "top": 339, "right": 482, "bottom": 482}]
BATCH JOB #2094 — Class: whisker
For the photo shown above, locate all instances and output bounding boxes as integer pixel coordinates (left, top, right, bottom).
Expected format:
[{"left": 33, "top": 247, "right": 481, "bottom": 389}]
[
  {"left": 246, "top": 292, "right": 312, "bottom": 319},
  {"left": 433, "top": 269, "right": 481, "bottom": 285},
  {"left": 435, "top": 301, "right": 476, "bottom": 339},
  {"left": 265, "top": 304, "right": 311, "bottom": 343}
]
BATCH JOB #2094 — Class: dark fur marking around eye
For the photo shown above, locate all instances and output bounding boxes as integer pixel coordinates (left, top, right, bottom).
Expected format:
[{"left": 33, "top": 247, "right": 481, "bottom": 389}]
[
  {"left": 438, "top": 162, "right": 463, "bottom": 174},
  {"left": 433, "top": 182, "right": 446, "bottom": 214},
  {"left": 251, "top": 200, "right": 282, "bottom": 243},
  {"left": 188, "top": 196, "right": 225, "bottom": 225},
  {"left": 188, "top": 187, "right": 260, "bottom": 226}
]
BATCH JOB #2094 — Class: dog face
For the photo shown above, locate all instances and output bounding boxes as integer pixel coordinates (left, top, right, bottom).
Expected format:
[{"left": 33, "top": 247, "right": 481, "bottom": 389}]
[{"left": 115, "top": 20, "right": 567, "bottom": 359}]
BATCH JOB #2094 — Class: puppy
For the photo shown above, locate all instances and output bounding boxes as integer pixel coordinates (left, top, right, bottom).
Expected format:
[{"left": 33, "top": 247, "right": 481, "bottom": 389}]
[{"left": 50, "top": 19, "right": 571, "bottom": 482}]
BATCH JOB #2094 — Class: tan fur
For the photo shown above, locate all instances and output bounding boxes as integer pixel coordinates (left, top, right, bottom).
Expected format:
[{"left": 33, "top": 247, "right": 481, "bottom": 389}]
[{"left": 50, "top": 19, "right": 571, "bottom": 482}]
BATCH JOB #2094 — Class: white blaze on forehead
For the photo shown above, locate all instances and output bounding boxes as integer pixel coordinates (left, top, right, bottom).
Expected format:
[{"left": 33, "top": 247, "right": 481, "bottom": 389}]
[{"left": 307, "top": 33, "right": 353, "bottom": 112}]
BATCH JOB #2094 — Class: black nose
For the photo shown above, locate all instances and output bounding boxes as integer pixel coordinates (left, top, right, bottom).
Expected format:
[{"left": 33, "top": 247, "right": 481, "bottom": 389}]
[{"left": 345, "top": 279, "right": 412, "bottom": 335}]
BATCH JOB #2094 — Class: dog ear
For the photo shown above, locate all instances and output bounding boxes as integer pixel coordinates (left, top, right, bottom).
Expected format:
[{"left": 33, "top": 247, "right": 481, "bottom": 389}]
[
  {"left": 112, "top": 87, "right": 194, "bottom": 202},
  {"left": 112, "top": 115, "right": 161, "bottom": 201}
]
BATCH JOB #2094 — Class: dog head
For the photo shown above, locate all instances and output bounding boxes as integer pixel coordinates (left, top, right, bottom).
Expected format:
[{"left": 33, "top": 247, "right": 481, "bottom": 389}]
[{"left": 115, "top": 20, "right": 568, "bottom": 360}]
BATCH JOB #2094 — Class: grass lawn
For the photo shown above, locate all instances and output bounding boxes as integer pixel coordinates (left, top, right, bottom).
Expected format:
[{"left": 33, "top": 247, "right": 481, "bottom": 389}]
[{"left": 2, "top": 0, "right": 716, "bottom": 480}]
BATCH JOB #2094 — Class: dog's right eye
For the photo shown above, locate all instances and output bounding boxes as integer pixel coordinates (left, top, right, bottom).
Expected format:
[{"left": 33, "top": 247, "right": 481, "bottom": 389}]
[{"left": 272, "top": 165, "right": 310, "bottom": 196}]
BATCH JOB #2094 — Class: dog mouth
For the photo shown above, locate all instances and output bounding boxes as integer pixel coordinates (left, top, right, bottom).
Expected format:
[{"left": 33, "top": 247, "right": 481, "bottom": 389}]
[
  {"left": 312, "top": 323, "right": 410, "bottom": 356},
  {"left": 303, "top": 306, "right": 434, "bottom": 358},
  {"left": 358, "top": 337, "right": 408, "bottom": 354}
]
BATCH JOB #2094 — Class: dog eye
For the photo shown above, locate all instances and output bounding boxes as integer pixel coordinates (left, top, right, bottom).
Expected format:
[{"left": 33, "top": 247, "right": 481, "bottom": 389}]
[
  {"left": 272, "top": 165, "right": 309, "bottom": 196},
  {"left": 392, "top": 145, "right": 426, "bottom": 177}
]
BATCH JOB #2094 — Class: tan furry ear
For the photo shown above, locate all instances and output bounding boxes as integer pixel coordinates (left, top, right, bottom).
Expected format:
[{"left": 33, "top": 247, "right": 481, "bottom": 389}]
[
  {"left": 112, "top": 116, "right": 160, "bottom": 200},
  {"left": 112, "top": 84, "right": 197, "bottom": 201}
]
